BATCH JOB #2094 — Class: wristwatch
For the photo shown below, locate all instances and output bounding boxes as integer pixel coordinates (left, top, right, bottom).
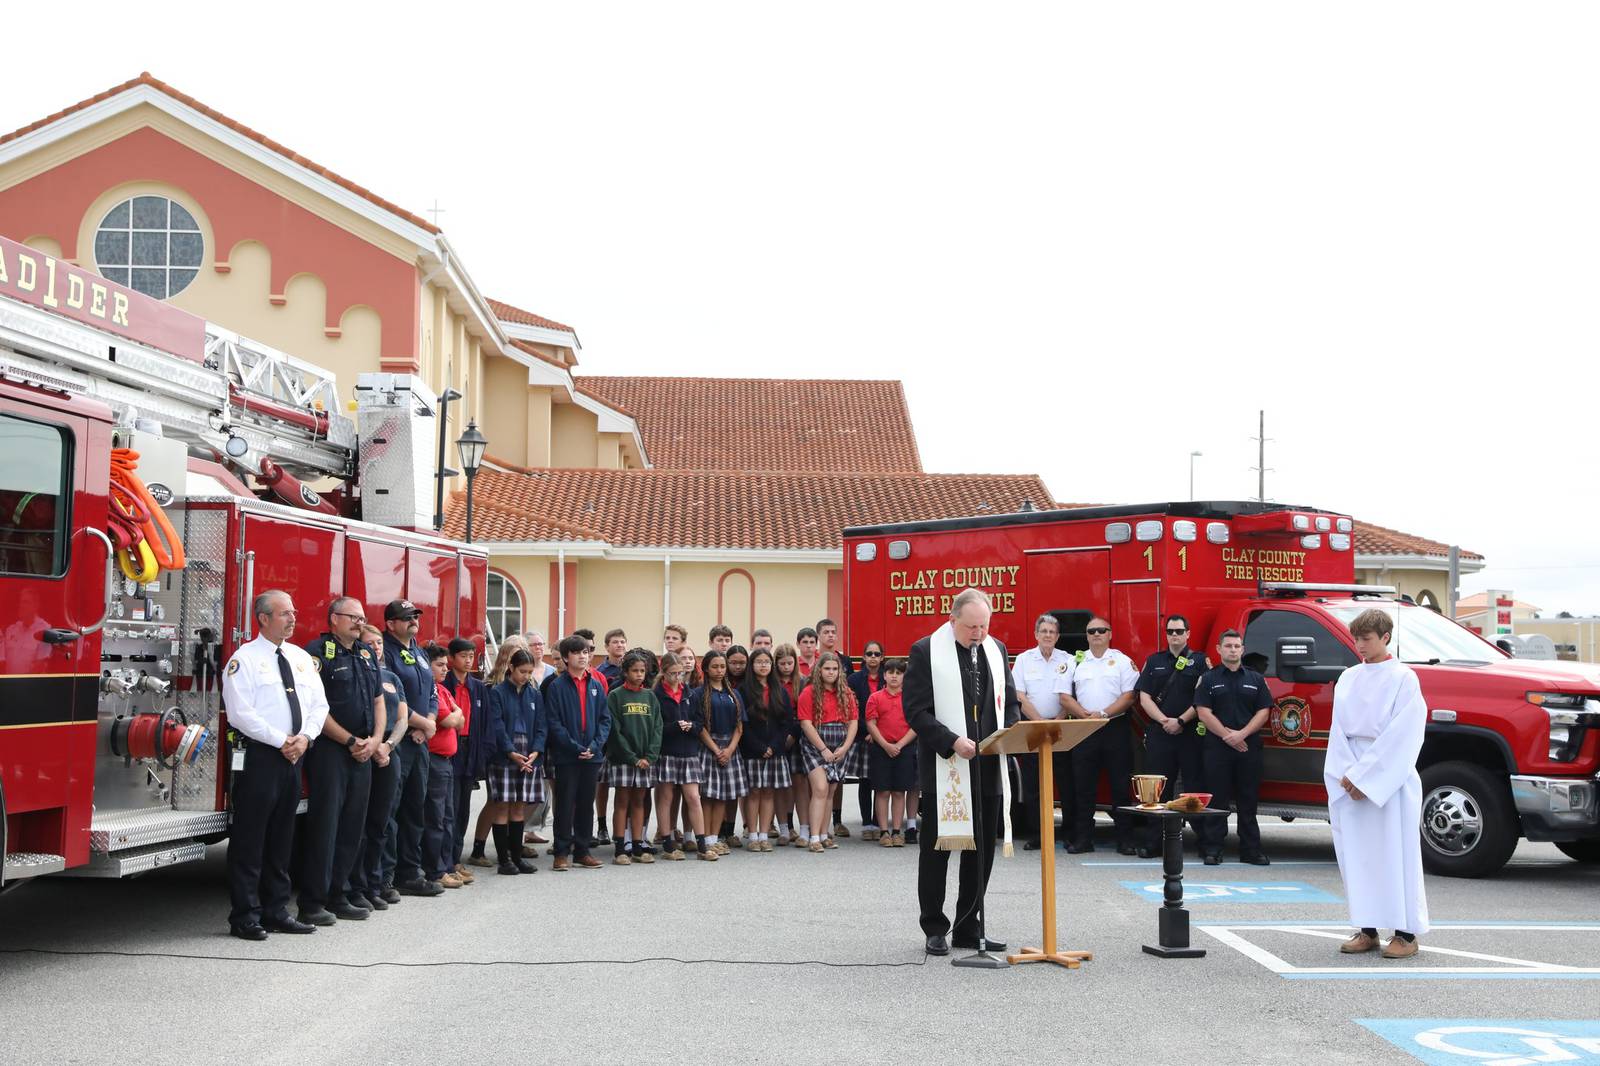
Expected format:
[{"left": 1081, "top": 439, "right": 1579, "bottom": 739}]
[{"left": 345, "top": 735, "right": 358, "bottom": 750}]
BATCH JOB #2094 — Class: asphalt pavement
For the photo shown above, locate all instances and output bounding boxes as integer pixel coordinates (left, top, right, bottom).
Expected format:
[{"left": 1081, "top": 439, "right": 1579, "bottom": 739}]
[{"left": 2, "top": 793, "right": 1597, "bottom": 1066}]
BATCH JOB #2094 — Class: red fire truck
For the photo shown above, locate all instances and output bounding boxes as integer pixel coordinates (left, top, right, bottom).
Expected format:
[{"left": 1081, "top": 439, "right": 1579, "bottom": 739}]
[
  {"left": 0, "top": 235, "right": 486, "bottom": 888},
  {"left": 844, "top": 502, "right": 1600, "bottom": 877}
]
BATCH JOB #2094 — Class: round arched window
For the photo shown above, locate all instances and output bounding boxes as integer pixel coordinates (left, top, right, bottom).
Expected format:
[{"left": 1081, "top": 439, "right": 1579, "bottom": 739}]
[
  {"left": 486, "top": 571, "right": 524, "bottom": 645},
  {"left": 94, "top": 195, "right": 203, "bottom": 300}
]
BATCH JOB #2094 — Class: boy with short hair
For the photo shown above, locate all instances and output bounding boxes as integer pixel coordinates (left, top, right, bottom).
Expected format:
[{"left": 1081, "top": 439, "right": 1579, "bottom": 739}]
[
  {"left": 423, "top": 645, "right": 464, "bottom": 888},
  {"left": 708, "top": 624, "right": 734, "bottom": 654},
  {"left": 795, "top": 627, "right": 820, "bottom": 678},
  {"left": 750, "top": 628, "right": 774, "bottom": 651},
  {"left": 599, "top": 629, "right": 628, "bottom": 689},
  {"left": 663, "top": 624, "right": 687, "bottom": 656}
]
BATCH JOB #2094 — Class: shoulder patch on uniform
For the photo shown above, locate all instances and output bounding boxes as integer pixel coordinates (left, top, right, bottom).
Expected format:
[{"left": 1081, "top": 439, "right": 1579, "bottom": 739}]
[
  {"left": 1056, "top": 661, "right": 1068, "bottom": 673},
  {"left": 313, "top": 658, "right": 322, "bottom": 672},
  {"left": 227, "top": 658, "right": 241, "bottom": 676},
  {"left": 324, "top": 640, "right": 336, "bottom": 659},
  {"left": 360, "top": 648, "right": 372, "bottom": 660}
]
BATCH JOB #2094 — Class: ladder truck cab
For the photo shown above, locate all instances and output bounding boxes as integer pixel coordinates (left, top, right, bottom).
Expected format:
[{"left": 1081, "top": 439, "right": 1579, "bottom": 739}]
[
  {"left": 0, "top": 235, "right": 487, "bottom": 888},
  {"left": 844, "top": 501, "right": 1600, "bottom": 878}
]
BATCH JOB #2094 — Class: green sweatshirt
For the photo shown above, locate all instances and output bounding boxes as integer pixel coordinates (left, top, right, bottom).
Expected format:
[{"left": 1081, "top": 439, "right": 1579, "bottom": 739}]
[{"left": 606, "top": 685, "right": 663, "bottom": 765}]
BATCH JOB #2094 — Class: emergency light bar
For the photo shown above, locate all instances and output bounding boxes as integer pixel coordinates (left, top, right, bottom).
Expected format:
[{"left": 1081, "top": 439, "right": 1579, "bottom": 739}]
[{"left": 1260, "top": 581, "right": 1396, "bottom": 596}]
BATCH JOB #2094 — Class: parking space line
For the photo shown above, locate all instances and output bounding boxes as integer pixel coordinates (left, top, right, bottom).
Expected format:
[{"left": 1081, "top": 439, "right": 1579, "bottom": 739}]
[{"left": 1197, "top": 922, "right": 1600, "bottom": 980}]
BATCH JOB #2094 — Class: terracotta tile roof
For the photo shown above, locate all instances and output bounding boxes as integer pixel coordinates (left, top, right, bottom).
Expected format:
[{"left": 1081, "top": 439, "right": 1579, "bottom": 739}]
[
  {"left": 1354, "top": 520, "right": 1482, "bottom": 560},
  {"left": 574, "top": 377, "right": 924, "bottom": 473},
  {"left": 0, "top": 73, "right": 440, "bottom": 235},
  {"left": 486, "top": 297, "right": 574, "bottom": 334},
  {"left": 509, "top": 338, "right": 572, "bottom": 370},
  {"left": 442, "top": 463, "right": 1055, "bottom": 549}
]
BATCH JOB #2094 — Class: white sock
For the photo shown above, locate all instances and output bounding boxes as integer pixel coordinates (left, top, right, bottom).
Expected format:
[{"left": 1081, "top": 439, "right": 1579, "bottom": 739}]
[
  {"left": 905, "top": 817, "right": 917, "bottom": 829},
  {"left": 707, "top": 835, "right": 719, "bottom": 846},
  {"left": 624, "top": 830, "right": 633, "bottom": 844},
  {"left": 799, "top": 824, "right": 811, "bottom": 839},
  {"left": 810, "top": 834, "right": 823, "bottom": 843}
]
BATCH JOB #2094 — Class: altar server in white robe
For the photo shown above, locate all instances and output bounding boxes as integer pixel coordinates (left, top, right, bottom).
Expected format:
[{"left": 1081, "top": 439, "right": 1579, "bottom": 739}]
[{"left": 1325, "top": 607, "right": 1430, "bottom": 960}]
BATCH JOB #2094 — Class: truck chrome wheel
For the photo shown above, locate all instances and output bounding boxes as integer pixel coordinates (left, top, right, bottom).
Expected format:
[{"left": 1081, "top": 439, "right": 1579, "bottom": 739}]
[{"left": 1422, "top": 785, "right": 1483, "bottom": 856}]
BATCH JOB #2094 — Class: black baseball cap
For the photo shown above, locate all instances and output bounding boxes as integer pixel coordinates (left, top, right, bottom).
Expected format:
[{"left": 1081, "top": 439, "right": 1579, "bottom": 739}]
[{"left": 384, "top": 599, "right": 423, "bottom": 621}]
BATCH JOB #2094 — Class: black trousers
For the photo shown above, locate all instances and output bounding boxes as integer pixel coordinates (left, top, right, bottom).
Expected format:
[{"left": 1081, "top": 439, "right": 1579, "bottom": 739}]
[
  {"left": 1141, "top": 722, "right": 1206, "bottom": 848},
  {"left": 1200, "top": 739, "right": 1263, "bottom": 857},
  {"left": 450, "top": 767, "right": 476, "bottom": 867},
  {"left": 1069, "top": 717, "right": 1134, "bottom": 848},
  {"left": 297, "top": 737, "right": 371, "bottom": 911},
  {"left": 423, "top": 752, "right": 456, "bottom": 880},
  {"left": 918, "top": 789, "right": 1000, "bottom": 939},
  {"left": 228, "top": 741, "right": 299, "bottom": 928},
  {"left": 382, "top": 739, "right": 429, "bottom": 885},
  {"left": 552, "top": 761, "right": 600, "bottom": 858},
  {"left": 350, "top": 749, "right": 399, "bottom": 898},
  {"left": 1017, "top": 749, "right": 1074, "bottom": 844}
]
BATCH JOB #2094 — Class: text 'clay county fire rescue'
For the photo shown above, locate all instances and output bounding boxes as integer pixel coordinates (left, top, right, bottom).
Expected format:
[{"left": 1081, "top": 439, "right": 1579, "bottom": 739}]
[
  {"left": 889, "top": 566, "right": 1020, "bottom": 617},
  {"left": 1221, "top": 547, "right": 1307, "bottom": 583}
]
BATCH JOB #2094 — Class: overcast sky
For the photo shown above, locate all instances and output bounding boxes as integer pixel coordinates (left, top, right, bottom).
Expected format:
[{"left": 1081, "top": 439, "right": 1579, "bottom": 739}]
[{"left": 8, "top": 3, "right": 1600, "bottom": 612}]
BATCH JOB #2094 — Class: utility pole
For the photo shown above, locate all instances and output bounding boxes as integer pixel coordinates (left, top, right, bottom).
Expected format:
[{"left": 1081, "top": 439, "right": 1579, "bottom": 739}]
[{"left": 1250, "top": 410, "right": 1273, "bottom": 502}]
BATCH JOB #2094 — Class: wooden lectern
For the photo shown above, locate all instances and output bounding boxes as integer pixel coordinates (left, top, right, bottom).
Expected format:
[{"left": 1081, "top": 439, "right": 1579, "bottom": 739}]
[{"left": 979, "top": 718, "right": 1107, "bottom": 969}]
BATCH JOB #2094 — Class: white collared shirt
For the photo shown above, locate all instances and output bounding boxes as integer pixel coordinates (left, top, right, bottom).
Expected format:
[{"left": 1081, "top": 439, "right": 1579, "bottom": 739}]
[
  {"left": 222, "top": 634, "right": 330, "bottom": 747},
  {"left": 1012, "top": 646, "right": 1074, "bottom": 719},
  {"left": 1055, "top": 647, "right": 1138, "bottom": 714}
]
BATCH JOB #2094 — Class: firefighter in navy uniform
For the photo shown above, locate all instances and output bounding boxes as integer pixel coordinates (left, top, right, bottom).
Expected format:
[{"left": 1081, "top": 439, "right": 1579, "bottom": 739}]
[
  {"left": 1134, "top": 614, "right": 1209, "bottom": 857},
  {"left": 221, "top": 589, "right": 329, "bottom": 941},
  {"left": 1193, "top": 628, "right": 1274, "bottom": 866},
  {"left": 381, "top": 599, "right": 442, "bottom": 895},
  {"left": 295, "top": 596, "right": 385, "bottom": 925}
]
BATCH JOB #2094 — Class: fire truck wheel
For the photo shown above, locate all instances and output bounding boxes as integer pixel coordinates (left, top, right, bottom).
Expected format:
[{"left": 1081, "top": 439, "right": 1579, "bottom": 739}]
[
  {"left": 1554, "top": 839, "right": 1600, "bottom": 863},
  {"left": 1418, "top": 760, "right": 1517, "bottom": 879}
]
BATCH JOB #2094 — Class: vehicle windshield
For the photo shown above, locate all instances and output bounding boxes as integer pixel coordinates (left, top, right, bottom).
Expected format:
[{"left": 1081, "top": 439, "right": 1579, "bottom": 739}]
[{"left": 1325, "top": 602, "right": 1507, "bottom": 665}]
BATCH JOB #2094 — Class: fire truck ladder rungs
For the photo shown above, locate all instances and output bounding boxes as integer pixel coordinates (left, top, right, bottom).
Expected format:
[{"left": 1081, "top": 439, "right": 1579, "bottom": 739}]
[{"left": 0, "top": 295, "right": 355, "bottom": 480}]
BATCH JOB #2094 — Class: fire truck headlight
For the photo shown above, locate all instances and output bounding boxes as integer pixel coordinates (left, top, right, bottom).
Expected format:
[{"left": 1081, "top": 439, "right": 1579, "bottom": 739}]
[
  {"left": 1292, "top": 514, "right": 1311, "bottom": 531},
  {"left": 887, "top": 540, "right": 911, "bottom": 560},
  {"left": 1104, "top": 523, "right": 1131, "bottom": 544},
  {"left": 224, "top": 432, "right": 249, "bottom": 459},
  {"left": 1135, "top": 521, "right": 1163, "bottom": 542},
  {"left": 1335, "top": 517, "right": 1353, "bottom": 533},
  {"left": 1172, "top": 521, "right": 1197, "bottom": 542},
  {"left": 1328, "top": 533, "right": 1351, "bottom": 551},
  {"left": 1206, "top": 522, "right": 1229, "bottom": 545},
  {"left": 1315, "top": 516, "right": 1331, "bottom": 532},
  {"left": 1529, "top": 694, "right": 1600, "bottom": 762},
  {"left": 854, "top": 543, "right": 877, "bottom": 562},
  {"left": 1300, "top": 534, "right": 1322, "bottom": 549}
]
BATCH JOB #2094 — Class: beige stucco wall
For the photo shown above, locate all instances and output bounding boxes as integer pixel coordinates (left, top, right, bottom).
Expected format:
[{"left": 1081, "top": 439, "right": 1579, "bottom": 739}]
[
  {"left": 1356, "top": 565, "right": 1451, "bottom": 610},
  {"left": 482, "top": 357, "right": 530, "bottom": 468},
  {"left": 526, "top": 388, "right": 553, "bottom": 466},
  {"left": 551, "top": 404, "right": 599, "bottom": 467}
]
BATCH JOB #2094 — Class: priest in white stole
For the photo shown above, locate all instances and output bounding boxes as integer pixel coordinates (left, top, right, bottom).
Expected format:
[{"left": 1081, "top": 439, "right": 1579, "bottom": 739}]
[
  {"left": 903, "top": 589, "right": 1020, "bottom": 957},
  {"left": 1325, "top": 607, "right": 1430, "bottom": 960}
]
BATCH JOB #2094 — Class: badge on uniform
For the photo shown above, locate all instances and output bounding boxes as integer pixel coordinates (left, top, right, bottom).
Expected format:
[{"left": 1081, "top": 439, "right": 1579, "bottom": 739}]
[
  {"left": 1056, "top": 661, "right": 1068, "bottom": 673},
  {"left": 324, "top": 640, "right": 337, "bottom": 659},
  {"left": 360, "top": 649, "right": 371, "bottom": 660},
  {"left": 226, "top": 658, "right": 241, "bottom": 676},
  {"left": 401, "top": 650, "right": 416, "bottom": 665},
  {"left": 313, "top": 659, "right": 322, "bottom": 672},
  {"left": 1175, "top": 656, "right": 1191, "bottom": 671}
]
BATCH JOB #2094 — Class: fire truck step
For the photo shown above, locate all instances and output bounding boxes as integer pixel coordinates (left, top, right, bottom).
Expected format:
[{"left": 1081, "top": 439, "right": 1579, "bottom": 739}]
[
  {"left": 59, "top": 840, "right": 208, "bottom": 879},
  {"left": 89, "top": 808, "right": 230, "bottom": 852},
  {"left": 3, "top": 852, "right": 66, "bottom": 880}
]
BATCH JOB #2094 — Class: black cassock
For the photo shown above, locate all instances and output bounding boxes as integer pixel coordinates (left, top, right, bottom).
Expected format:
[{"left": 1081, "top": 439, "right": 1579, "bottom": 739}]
[{"left": 903, "top": 633, "right": 1020, "bottom": 940}]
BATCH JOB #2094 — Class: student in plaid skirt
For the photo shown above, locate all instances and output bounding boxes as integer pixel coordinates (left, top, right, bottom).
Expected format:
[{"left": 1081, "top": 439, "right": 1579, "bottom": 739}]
[
  {"left": 693, "top": 650, "right": 746, "bottom": 857},
  {"left": 487, "top": 649, "right": 546, "bottom": 875},
  {"left": 605, "top": 650, "right": 662, "bottom": 865},
  {"left": 651, "top": 654, "right": 715, "bottom": 861},
  {"left": 796, "top": 652, "right": 859, "bottom": 852},
  {"left": 774, "top": 644, "right": 808, "bottom": 845},
  {"left": 738, "top": 648, "right": 791, "bottom": 852}
]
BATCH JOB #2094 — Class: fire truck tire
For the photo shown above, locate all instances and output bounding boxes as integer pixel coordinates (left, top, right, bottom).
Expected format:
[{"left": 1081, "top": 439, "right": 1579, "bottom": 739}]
[
  {"left": 1419, "top": 761, "right": 1517, "bottom": 879},
  {"left": 1554, "top": 839, "right": 1600, "bottom": 863}
]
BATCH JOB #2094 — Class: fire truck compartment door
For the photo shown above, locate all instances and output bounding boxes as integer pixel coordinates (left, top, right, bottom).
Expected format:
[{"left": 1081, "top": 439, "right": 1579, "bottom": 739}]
[
  {"left": 406, "top": 546, "right": 458, "bottom": 646},
  {"left": 1024, "top": 548, "right": 1111, "bottom": 651},
  {"left": 240, "top": 513, "right": 344, "bottom": 639},
  {"left": 1111, "top": 579, "right": 1162, "bottom": 659}
]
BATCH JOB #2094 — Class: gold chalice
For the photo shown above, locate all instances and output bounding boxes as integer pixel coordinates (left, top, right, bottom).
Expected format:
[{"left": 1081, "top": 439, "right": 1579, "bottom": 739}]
[{"left": 1132, "top": 774, "right": 1167, "bottom": 808}]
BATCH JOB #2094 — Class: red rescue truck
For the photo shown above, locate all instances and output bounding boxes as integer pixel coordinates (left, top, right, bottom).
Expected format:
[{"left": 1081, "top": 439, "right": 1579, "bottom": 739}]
[
  {"left": 0, "top": 236, "right": 485, "bottom": 888},
  {"left": 844, "top": 502, "right": 1600, "bottom": 877}
]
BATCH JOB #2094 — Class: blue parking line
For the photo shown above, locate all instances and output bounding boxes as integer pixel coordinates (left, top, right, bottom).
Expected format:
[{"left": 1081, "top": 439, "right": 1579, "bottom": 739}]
[
  {"left": 1289, "top": 973, "right": 1600, "bottom": 980},
  {"left": 1083, "top": 860, "right": 1337, "bottom": 866}
]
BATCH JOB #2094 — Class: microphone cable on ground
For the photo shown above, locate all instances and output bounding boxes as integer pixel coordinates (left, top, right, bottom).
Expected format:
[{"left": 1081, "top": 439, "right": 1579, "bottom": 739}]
[{"left": 0, "top": 947, "right": 930, "bottom": 971}]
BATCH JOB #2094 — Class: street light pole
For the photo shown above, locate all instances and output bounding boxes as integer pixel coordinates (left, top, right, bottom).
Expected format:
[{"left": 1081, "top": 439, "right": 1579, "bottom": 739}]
[
  {"left": 1189, "top": 450, "right": 1202, "bottom": 500},
  {"left": 433, "top": 387, "right": 462, "bottom": 532},
  {"left": 456, "top": 420, "right": 488, "bottom": 544}
]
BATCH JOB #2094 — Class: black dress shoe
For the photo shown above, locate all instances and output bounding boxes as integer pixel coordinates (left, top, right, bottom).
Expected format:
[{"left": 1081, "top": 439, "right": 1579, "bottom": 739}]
[
  {"left": 925, "top": 934, "right": 950, "bottom": 956},
  {"left": 229, "top": 924, "right": 269, "bottom": 941},
  {"left": 397, "top": 878, "right": 445, "bottom": 897},
  {"left": 1116, "top": 843, "right": 1137, "bottom": 856},
  {"left": 1203, "top": 854, "right": 1221, "bottom": 866},
  {"left": 904, "top": 827, "right": 918, "bottom": 844},
  {"left": 379, "top": 886, "right": 402, "bottom": 905},
  {"left": 952, "top": 935, "right": 1008, "bottom": 952},
  {"left": 359, "top": 892, "right": 388, "bottom": 911},
  {"left": 1065, "top": 843, "right": 1096, "bottom": 854},
  {"left": 1241, "top": 853, "right": 1271, "bottom": 866},
  {"left": 1136, "top": 847, "right": 1160, "bottom": 859},
  {"left": 1022, "top": 840, "right": 1042, "bottom": 851},
  {"left": 296, "top": 907, "right": 337, "bottom": 927},
  {"left": 262, "top": 915, "right": 316, "bottom": 934},
  {"left": 331, "top": 901, "right": 370, "bottom": 921}
]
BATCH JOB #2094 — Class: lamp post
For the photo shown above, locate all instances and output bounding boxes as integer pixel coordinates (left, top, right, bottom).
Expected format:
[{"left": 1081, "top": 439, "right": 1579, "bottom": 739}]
[
  {"left": 433, "top": 387, "right": 463, "bottom": 532},
  {"left": 456, "top": 420, "right": 487, "bottom": 543},
  {"left": 1189, "top": 450, "right": 1202, "bottom": 500}
]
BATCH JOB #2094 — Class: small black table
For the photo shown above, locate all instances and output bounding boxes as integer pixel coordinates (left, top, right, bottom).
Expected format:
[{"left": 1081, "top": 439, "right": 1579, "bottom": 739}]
[{"left": 1116, "top": 805, "right": 1230, "bottom": 959}]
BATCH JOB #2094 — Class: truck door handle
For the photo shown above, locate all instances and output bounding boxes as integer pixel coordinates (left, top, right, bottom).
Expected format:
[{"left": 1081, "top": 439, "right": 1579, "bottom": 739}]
[{"left": 40, "top": 628, "right": 81, "bottom": 645}]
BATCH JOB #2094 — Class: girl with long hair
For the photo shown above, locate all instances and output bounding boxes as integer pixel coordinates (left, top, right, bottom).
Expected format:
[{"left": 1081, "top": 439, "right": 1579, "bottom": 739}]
[
  {"left": 796, "top": 652, "right": 859, "bottom": 852},
  {"left": 737, "top": 648, "right": 790, "bottom": 852},
  {"left": 774, "top": 643, "right": 805, "bottom": 845},
  {"left": 693, "top": 650, "right": 746, "bottom": 857},
  {"left": 651, "top": 653, "right": 715, "bottom": 861}
]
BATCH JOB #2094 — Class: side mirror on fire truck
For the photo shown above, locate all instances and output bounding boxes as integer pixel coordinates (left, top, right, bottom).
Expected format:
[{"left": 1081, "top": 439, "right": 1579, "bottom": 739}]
[{"left": 1275, "top": 636, "right": 1347, "bottom": 685}]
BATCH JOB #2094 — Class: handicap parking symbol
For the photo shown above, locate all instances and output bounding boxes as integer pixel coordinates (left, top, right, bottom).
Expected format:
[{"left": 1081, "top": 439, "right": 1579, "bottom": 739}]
[
  {"left": 1119, "top": 880, "right": 1340, "bottom": 904},
  {"left": 1360, "top": 1019, "right": 1600, "bottom": 1065}
]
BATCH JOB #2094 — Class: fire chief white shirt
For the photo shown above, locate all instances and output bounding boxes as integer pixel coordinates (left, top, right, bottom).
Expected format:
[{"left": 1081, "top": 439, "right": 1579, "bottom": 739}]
[
  {"left": 1011, "top": 646, "right": 1074, "bottom": 719},
  {"left": 1055, "top": 648, "right": 1138, "bottom": 716}
]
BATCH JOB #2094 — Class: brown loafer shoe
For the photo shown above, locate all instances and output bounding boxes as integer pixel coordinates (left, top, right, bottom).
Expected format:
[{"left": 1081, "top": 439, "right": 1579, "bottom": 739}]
[
  {"left": 1382, "top": 936, "right": 1419, "bottom": 959},
  {"left": 879, "top": 832, "right": 895, "bottom": 848},
  {"left": 453, "top": 864, "right": 476, "bottom": 884},
  {"left": 552, "top": 856, "right": 571, "bottom": 872},
  {"left": 823, "top": 836, "right": 838, "bottom": 850},
  {"left": 466, "top": 854, "right": 494, "bottom": 868},
  {"left": 1340, "top": 932, "right": 1380, "bottom": 954},
  {"left": 697, "top": 847, "right": 719, "bottom": 861},
  {"left": 832, "top": 824, "right": 850, "bottom": 838},
  {"left": 892, "top": 831, "right": 906, "bottom": 847},
  {"left": 439, "top": 872, "right": 463, "bottom": 888},
  {"left": 808, "top": 840, "right": 825, "bottom": 853},
  {"left": 612, "top": 853, "right": 632, "bottom": 866},
  {"left": 575, "top": 855, "right": 603, "bottom": 869}
]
